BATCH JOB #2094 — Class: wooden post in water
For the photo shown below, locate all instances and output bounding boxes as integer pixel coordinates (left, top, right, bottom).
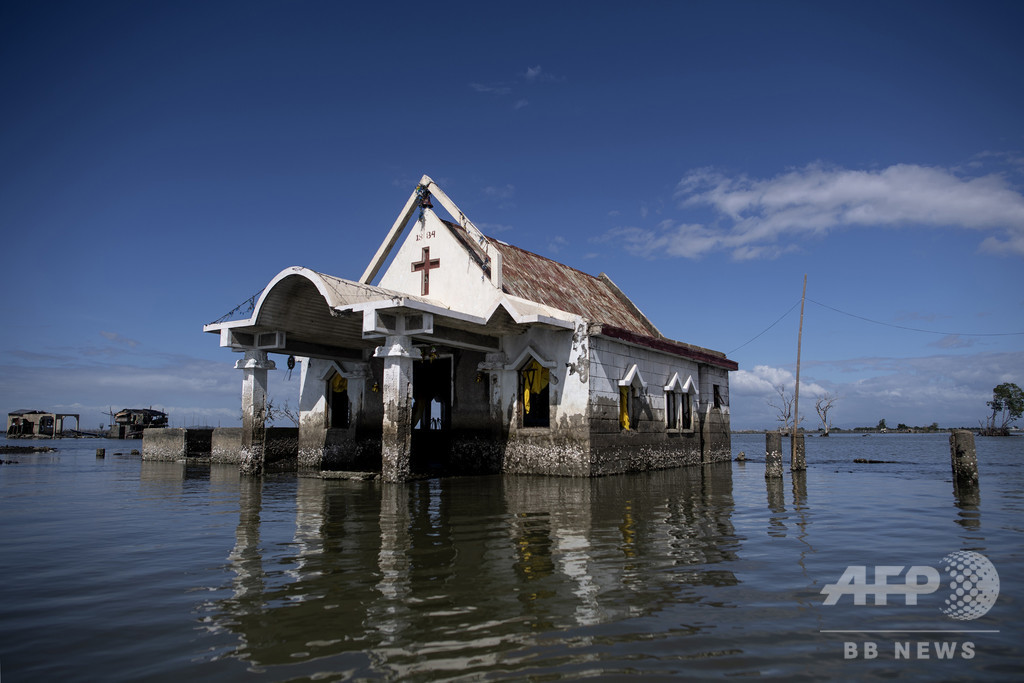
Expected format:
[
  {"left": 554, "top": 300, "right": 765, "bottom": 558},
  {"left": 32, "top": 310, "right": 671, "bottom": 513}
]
[
  {"left": 791, "top": 274, "right": 807, "bottom": 471},
  {"left": 792, "top": 433, "right": 806, "bottom": 470},
  {"left": 950, "top": 430, "right": 979, "bottom": 486},
  {"left": 765, "top": 431, "right": 783, "bottom": 479}
]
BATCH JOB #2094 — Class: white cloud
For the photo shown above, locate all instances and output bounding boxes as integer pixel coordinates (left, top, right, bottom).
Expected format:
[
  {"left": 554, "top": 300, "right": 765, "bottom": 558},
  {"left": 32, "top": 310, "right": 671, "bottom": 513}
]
[
  {"left": 482, "top": 184, "right": 516, "bottom": 200},
  {"left": 100, "top": 331, "right": 140, "bottom": 348},
  {"left": 732, "top": 364, "right": 827, "bottom": 397},
  {"left": 523, "top": 65, "right": 562, "bottom": 83},
  {"left": 469, "top": 82, "right": 511, "bottom": 95},
  {"left": 547, "top": 235, "right": 569, "bottom": 254},
  {"left": 476, "top": 221, "right": 514, "bottom": 234},
  {"left": 0, "top": 351, "right": 241, "bottom": 427},
  {"left": 603, "top": 163, "right": 1024, "bottom": 260},
  {"left": 729, "top": 351, "right": 1024, "bottom": 429}
]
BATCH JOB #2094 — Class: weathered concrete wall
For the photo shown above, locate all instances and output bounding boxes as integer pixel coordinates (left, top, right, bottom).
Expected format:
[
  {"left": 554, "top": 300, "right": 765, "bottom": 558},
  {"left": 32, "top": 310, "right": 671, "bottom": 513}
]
[
  {"left": 321, "top": 431, "right": 382, "bottom": 471},
  {"left": 143, "top": 428, "right": 186, "bottom": 460},
  {"left": 590, "top": 428, "right": 703, "bottom": 475},
  {"left": 142, "top": 428, "right": 212, "bottom": 460},
  {"left": 503, "top": 429, "right": 590, "bottom": 476},
  {"left": 497, "top": 322, "right": 592, "bottom": 476},
  {"left": 586, "top": 335, "right": 730, "bottom": 473},
  {"left": 211, "top": 428, "right": 242, "bottom": 463},
  {"left": 265, "top": 427, "right": 298, "bottom": 467},
  {"left": 297, "top": 356, "right": 374, "bottom": 469},
  {"left": 446, "top": 350, "right": 503, "bottom": 473},
  {"left": 449, "top": 433, "right": 504, "bottom": 474},
  {"left": 701, "top": 407, "right": 732, "bottom": 463}
]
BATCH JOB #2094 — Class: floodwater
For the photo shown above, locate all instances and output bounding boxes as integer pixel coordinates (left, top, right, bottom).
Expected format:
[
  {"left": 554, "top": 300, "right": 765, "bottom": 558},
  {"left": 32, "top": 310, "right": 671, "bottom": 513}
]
[{"left": 1, "top": 433, "right": 1021, "bottom": 681}]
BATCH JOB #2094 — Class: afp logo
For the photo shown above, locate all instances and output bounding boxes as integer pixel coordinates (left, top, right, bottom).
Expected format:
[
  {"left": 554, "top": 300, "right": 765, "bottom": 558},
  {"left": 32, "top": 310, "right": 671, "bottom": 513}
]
[{"left": 821, "top": 551, "right": 999, "bottom": 620}]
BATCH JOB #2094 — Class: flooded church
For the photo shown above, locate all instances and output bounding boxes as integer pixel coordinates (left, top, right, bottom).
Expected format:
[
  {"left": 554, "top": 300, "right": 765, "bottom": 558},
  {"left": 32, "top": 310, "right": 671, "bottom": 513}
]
[{"left": 200, "top": 176, "right": 737, "bottom": 481}]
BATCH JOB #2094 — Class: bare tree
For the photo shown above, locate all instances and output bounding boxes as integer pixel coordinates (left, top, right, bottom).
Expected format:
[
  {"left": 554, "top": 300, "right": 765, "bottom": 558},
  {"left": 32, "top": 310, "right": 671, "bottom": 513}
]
[
  {"left": 815, "top": 392, "right": 838, "bottom": 436},
  {"left": 277, "top": 400, "right": 300, "bottom": 427},
  {"left": 263, "top": 399, "right": 300, "bottom": 427},
  {"left": 768, "top": 384, "right": 794, "bottom": 433}
]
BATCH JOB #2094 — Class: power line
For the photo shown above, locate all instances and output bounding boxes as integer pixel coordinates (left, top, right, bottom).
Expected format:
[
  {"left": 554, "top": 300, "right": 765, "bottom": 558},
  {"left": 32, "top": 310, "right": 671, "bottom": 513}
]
[
  {"left": 728, "top": 296, "right": 1024, "bottom": 357},
  {"left": 728, "top": 299, "right": 802, "bottom": 355},
  {"left": 806, "top": 298, "right": 1024, "bottom": 337}
]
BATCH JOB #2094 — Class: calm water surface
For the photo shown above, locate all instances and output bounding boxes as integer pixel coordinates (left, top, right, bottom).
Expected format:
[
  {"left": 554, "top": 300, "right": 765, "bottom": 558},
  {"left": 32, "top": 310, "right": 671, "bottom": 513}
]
[{"left": 1, "top": 433, "right": 1022, "bottom": 681}]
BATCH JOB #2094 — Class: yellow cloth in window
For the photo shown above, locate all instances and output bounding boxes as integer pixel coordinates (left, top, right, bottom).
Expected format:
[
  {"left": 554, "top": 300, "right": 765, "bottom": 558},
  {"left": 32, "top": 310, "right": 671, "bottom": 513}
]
[
  {"left": 331, "top": 375, "right": 348, "bottom": 393},
  {"left": 619, "top": 385, "right": 630, "bottom": 430},
  {"left": 522, "top": 360, "right": 549, "bottom": 414}
]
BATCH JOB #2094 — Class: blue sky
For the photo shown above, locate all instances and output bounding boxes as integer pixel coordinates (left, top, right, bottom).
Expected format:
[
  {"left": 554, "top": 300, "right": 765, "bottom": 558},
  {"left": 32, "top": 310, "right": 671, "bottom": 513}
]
[{"left": 2, "top": 1, "right": 1022, "bottom": 431}]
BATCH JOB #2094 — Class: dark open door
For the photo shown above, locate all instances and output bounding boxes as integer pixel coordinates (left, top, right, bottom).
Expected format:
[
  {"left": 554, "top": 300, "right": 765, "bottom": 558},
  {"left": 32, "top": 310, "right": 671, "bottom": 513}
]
[{"left": 411, "top": 357, "right": 452, "bottom": 474}]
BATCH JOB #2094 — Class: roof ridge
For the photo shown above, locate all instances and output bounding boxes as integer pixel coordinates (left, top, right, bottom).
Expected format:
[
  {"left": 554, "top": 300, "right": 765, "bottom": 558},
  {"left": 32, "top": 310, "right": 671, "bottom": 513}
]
[{"left": 439, "top": 218, "right": 603, "bottom": 284}]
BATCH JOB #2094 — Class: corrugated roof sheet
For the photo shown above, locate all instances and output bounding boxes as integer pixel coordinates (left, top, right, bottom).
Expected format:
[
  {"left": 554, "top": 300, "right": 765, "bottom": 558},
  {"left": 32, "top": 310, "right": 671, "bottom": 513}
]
[
  {"left": 441, "top": 221, "right": 658, "bottom": 336},
  {"left": 496, "top": 240, "right": 658, "bottom": 335},
  {"left": 440, "top": 222, "right": 735, "bottom": 369}
]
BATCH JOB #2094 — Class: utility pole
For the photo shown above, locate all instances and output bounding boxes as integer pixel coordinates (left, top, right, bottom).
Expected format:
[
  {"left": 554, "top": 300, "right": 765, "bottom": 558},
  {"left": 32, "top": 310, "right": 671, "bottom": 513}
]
[{"left": 792, "top": 274, "right": 807, "bottom": 470}]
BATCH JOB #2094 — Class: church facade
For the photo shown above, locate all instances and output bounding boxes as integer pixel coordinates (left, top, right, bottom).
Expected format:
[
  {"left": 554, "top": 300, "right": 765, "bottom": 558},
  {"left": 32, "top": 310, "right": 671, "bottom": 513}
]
[{"left": 203, "top": 176, "right": 737, "bottom": 480}]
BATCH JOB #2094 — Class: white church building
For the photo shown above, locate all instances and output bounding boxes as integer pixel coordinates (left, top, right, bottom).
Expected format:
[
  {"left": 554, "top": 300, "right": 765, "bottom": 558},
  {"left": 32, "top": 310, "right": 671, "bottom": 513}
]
[{"left": 201, "top": 176, "right": 737, "bottom": 481}]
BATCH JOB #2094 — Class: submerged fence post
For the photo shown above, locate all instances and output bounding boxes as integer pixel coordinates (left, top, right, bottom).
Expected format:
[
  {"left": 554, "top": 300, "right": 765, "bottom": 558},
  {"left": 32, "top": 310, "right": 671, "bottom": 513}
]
[
  {"left": 765, "top": 431, "right": 783, "bottom": 479},
  {"left": 950, "top": 430, "right": 979, "bottom": 487}
]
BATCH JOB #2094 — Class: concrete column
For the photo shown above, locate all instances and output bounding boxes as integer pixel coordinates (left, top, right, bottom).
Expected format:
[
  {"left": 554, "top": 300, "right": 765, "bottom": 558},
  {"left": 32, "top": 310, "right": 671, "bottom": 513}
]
[
  {"left": 236, "top": 349, "right": 276, "bottom": 476},
  {"left": 765, "top": 431, "right": 783, "bottom": 479},
  {"left": 374, "top": 335, "right": 421, "bottom": 483},
  {"left": 790, "top": 433, "right": 806, "bottom": 471}
]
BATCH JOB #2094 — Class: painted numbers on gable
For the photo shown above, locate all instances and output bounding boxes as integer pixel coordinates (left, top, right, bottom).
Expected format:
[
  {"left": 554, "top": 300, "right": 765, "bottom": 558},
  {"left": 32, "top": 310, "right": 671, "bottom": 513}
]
[{"left": 416, "top": 231, "right": 436, "bottom": 241}]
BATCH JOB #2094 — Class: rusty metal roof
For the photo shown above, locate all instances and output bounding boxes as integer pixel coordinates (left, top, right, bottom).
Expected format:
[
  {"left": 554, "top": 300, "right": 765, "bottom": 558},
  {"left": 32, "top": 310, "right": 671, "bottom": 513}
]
[
  {"left": 493, "top": 240, "right": 660, "bottom": 336},
  {"left": 443, "top": 222, "right": 660, "bottom": 336},
  {"left": 440, "top": 221, "right": 736, "bottom": 369}
]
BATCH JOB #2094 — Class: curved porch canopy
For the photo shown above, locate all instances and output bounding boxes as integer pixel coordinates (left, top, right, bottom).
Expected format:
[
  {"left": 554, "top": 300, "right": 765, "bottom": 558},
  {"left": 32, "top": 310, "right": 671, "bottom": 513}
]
[{"left": 203, "top": 266, "right": 573, "bottom": 359}]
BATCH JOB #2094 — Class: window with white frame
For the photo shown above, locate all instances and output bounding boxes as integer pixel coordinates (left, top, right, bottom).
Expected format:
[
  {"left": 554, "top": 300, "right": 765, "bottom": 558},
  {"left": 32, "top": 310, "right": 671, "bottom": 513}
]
[
  {"left": 664, "top": 372, "right": 697, "bottom": 431},
  {"left": 619, "top": 365, "right": 647, "bottom": 431},
  {"left": 520, "top": 357, "right": 550, "bottom": 428},
  {"left": 666, "top": 390, "right": 679, "bottom": 430}
]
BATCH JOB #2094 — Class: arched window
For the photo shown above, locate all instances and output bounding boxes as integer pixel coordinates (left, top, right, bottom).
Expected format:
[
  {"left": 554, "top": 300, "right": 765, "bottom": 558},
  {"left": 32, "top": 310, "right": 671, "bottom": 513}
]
[
  {"left": 328, "top": 372, "right": 350, "bottom": 429},
  {"left": 520, "top": 358, "right": 550, "bottom": 428}
]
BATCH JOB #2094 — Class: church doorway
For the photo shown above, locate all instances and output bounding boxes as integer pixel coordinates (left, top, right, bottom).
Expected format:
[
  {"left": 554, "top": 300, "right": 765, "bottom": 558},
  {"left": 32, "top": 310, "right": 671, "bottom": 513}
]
[{"left": 411, "top": 356, "right": 452, "bottom": 474}]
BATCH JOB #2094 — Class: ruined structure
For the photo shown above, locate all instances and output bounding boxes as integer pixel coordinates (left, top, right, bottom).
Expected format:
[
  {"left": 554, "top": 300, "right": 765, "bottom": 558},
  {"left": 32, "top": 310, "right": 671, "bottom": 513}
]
[
  {"left": 109, "top": 408, "right": 168, "bottom": 439},
  {"left": 201, "top": 176, "right": 737, "bottom": 480},
  {"left": 6, "top": 409, "right": 80, "bottom": 437}
]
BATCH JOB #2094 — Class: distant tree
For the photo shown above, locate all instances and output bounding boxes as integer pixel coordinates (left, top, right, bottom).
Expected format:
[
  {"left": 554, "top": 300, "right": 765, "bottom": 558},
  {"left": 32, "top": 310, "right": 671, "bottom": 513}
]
[
  {"left": 768, "top": 385, "right": 794, "bottom": 433},
  {"left": 877, "top": 419, "right": 888, "bottom": 432},
  {"left": 897, "top": 423, "right": 909, "bottom": 431},
  {"left": 815, "top": 393, "right": 838, "bottom": 436},
  {"left": 981, "top": 382, "right": 1024, "bottom": 436}
]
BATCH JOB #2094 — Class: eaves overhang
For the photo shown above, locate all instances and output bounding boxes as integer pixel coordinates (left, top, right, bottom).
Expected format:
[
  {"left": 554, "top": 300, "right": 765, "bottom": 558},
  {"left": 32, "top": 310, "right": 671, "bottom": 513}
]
[{"left": 591, "top": 324, "right": 739, "bottom": 372}]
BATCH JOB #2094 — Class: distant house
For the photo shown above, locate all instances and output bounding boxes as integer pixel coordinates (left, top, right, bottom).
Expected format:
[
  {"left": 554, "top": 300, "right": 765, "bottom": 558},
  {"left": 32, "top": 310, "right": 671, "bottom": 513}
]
[
  {"left": 110, "top": 408, "right": 168, "bottom": 439},
  {"left": 7, "top": 409, "right": 80, "bottom": 437}
]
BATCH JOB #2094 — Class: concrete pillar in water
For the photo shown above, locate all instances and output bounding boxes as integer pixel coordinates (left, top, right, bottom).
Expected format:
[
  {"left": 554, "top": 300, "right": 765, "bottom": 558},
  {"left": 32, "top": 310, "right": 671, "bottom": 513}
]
[
  {"left": 375, "top": 335, "right": 421, "bottom": 483},
  {"left": 791, "top": 433, "right": 806, "bottom": 471},
  {"left": 765, "top": 431, "right": 783, "bottom": 479},
  {"left": 949, "top": 430, "right": 979, "bottom": 487},
  {"left": 236, "top": 349, "right": 276, "bottom": 476}
]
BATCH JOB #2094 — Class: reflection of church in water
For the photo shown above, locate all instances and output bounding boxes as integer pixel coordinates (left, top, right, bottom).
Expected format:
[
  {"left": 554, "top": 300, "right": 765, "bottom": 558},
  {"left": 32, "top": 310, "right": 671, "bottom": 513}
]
[
  {"left": 188, "top": 462, "right": 741, "bottom": 675},
  {"left": 201, "top": 176, "right": 738, "bottom": 481}
]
